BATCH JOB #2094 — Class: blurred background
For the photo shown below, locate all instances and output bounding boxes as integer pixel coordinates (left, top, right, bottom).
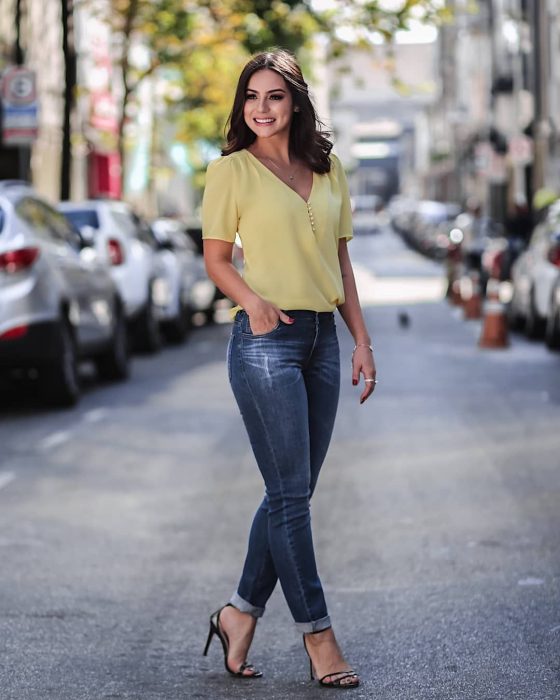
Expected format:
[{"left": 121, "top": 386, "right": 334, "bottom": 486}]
[
  {"left": 1, "top": 0, "right": 557, "bottom": 220},
  {"left": 0, "top": 2, "right": 559, "bottom": 699},
  {"left": 2, "top": 0, "right": 560, "bottom": 396}
]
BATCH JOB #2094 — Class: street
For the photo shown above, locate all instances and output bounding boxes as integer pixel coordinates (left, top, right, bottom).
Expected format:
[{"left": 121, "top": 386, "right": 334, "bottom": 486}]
[{"left": 1, "top": 228, "right": 559, "bottom": 700}]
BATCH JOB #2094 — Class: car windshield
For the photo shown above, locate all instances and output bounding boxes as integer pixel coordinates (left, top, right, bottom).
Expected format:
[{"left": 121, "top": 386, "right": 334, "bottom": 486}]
[
  {"left": 418, "top": 201, "right": 449, "bottom": 222},
  {"left": 62, "top": 209, "right": 100, "bottom": 230}
]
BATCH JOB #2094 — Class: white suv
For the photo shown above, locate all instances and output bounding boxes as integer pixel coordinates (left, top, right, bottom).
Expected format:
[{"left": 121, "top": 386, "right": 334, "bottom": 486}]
[{"left": 58, "top": 200, "right": 164, "bottom": 352}]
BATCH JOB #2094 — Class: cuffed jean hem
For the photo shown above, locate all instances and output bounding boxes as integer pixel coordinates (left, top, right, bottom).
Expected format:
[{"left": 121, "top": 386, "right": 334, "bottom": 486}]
[
  {"left": 229, "top": 592, "right": 265, "bottom": 619},
  {"left": 294, "top": 615, "right": 332, "bottom": 634}
]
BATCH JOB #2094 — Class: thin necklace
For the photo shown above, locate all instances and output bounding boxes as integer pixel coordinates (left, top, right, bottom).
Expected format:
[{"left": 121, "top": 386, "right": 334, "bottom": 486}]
[{"left": 262, "top": 155, "right": 299, "bottom": 182}]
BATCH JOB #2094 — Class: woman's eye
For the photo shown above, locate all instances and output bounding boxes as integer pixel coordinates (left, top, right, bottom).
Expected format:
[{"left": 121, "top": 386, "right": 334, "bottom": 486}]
[
  {"left": 270, "top": 95, "right": 283, "bottom": 100},
  {"left": 245, "top": 94, "right": 256, "bottom": 100}
]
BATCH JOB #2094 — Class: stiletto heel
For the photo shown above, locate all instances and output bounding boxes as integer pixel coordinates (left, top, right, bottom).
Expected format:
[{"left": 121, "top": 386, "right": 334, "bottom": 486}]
[
  {"left": 303, "top": 637, "right": 314, "bottom": 679},
  {"left": 303, "top": 634, "right": 360, "bottom": 689},
  {"left": 202, "top": 623, "right": 215, "bottom": 657},
  {"left": 203, "top": 604, "right": 262, "bottom": 679}
]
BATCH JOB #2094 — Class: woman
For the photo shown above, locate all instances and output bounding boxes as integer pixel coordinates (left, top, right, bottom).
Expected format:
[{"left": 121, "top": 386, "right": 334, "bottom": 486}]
[{"left": 201, "top": 49, "right": 376, "bottom": 690}]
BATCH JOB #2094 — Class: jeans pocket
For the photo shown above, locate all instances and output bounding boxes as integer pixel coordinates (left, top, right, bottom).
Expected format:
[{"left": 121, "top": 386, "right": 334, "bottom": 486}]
[{"left": 241, "top": 312, "right": 281, "bottom": 338}]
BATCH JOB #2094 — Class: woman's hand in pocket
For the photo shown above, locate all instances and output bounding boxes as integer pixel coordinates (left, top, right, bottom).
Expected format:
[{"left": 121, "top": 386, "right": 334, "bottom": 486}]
[{"left": 245, "top": 298, "right": 294, "bottom": 335}]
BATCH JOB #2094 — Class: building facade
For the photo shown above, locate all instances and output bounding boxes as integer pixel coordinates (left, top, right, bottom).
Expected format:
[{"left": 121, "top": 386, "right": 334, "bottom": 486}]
[
  {"left": 0, "top": 0, "right": 122, "bottom": 201},
  {"left": 0, "top": 0, "right": 64, "bottom": 200},
  {"left": 426, "top": 0, "right": 560, "bottom": 222},
  {"left": 327, "top": 40, "right": 437, "bottom": 202}
]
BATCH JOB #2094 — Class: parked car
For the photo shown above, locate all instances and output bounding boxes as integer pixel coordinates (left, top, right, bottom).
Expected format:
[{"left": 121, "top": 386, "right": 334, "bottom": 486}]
[
  {"left": 0, "top": 181, "right": 129, "bottom": 406},
  {"left": 150, "top": 218, "right": 218, "bottom": 339},
  {"left": 432, "top": 209, "right": 517, "bottom": 292},
  {"left": 396, "top": 199, "right": 460, "bottom": 258},
  {"left": 545, "top": 273, "right": 560, "bottom": 350},
  {"left": 58, "top": 200, "right": 164, "bottom": 352},
  {"left": 509, "top": 202, "right": 560, "bottom": 338},
  {"left": 350, "top": 194, "right": 386, "bottom": 235}
]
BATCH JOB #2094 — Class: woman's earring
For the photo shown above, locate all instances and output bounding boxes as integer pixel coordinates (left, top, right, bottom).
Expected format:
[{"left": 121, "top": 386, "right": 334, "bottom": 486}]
[{"left": 294, "top": 106, "right": 300, "bottom": 113}]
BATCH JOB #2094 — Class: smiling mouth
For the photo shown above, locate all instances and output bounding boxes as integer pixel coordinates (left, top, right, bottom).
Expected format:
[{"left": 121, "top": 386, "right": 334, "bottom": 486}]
[{"left": 254, "top": 118, "right": 275, "bottom": 124}]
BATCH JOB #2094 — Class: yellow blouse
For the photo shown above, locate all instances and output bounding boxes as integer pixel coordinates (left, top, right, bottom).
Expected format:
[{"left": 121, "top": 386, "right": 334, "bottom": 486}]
[{"left": 201, "top": 149, "right": 353, "bottom": 312}]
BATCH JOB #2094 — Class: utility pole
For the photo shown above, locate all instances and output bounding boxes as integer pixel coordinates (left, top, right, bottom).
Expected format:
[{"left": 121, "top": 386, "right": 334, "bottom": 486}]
[
  {"left": 60, "top": 0, "right": 76, "bottom": 200},
  {"left": 0, "top": 0, "right": 31, "bottom": 180},
  {"left": 14, "top": 0, "right": 24, "bottom": 65}
]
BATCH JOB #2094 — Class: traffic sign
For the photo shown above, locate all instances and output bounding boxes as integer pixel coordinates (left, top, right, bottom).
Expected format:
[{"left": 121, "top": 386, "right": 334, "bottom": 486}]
[{"left": 1, "top": 66, "right": 38, "bottom": 145}]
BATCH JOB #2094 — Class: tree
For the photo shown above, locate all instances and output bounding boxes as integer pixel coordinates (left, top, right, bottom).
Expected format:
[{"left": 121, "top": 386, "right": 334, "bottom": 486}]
[
  {"left": 100, "top": 0, "right": 200, "bottom": 184},
  {"left": 95, "top": 0, "right": 452, "bottom": 189},
  {"left": 204, "top": 0, "right": 326, "bottom": 54}
]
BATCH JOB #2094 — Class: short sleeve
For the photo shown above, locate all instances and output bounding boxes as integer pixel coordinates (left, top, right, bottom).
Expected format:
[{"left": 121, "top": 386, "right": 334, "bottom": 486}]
[
  {"left": 202, "top": 157, "right": 239, "bottom": 243},
  {"left": 332, "top": 154, "right": 353, "bottom": 241}
]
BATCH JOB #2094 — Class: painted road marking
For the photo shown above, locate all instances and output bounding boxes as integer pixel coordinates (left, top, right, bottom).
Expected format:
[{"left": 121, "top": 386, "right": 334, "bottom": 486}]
[
  {"left": 518, "top": 577, "right": 545, "bottom": 586},
  {"left": 82, "top": 408, "right": 107, "bottom": 424},
  {"left": 353, "top": 264, "right": 446, "bottom": 306},
  {"left": 39, "top": 431, "right": 70, "bottom": 451},
  {"left": 0, "top": 472, "right": 15, "bottom": 491}
]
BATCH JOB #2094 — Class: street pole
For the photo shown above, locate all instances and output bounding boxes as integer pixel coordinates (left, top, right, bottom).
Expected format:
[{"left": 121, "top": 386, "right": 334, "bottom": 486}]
[
  {"left": 60, "top": 0, "right": 76, "bottom": 201},
  {"left": 14, "top": 0, "right": 24, "bottom": 65},
  {"left": 531, "top": 0, "right": 550, "bottom": 193},
  {"left": 5, "top": 0, "right": 31, "bottom": 181}
]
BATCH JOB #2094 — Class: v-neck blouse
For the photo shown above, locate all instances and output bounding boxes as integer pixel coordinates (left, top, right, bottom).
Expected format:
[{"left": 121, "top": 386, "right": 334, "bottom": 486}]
[{"left": 202, "top": 149, "right": 353, "bottom": 312}]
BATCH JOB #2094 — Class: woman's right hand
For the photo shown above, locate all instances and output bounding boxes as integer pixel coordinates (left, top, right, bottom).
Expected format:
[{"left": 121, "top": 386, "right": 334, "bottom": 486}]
[{"left": 244, "top": 298, "right": 294, "bottom": 335}]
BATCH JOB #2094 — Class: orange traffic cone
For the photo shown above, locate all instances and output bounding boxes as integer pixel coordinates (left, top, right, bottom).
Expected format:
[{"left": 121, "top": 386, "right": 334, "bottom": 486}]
[
  {"left": 462, "top": 271, "right": 483, "bottom": 320},
  {"left": 479, "top": 278, "right": 509, "bottom": 349}
]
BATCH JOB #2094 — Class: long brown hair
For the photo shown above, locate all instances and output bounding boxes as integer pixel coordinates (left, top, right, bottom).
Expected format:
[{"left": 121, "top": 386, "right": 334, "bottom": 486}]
[{"left": 222, "top": 49, "right": 332, "bottom": 174}]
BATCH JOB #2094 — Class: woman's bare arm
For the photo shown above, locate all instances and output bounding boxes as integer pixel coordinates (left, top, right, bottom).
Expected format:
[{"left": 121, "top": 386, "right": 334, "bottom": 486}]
[{"left": 337, "top": 238, "right": 377, "bottom": 403}]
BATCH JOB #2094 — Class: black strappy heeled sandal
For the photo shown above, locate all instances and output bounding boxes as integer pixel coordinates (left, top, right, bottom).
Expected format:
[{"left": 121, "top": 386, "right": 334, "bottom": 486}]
[
  {"left": 303, "top": 634, "right": 360, "bottom": 689},
  {"left": 203, "top": 603, "right": 262, "bottom": 679}
]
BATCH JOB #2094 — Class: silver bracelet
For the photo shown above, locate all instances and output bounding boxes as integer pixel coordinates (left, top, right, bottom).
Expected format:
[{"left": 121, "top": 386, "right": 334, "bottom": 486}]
[{"left": 352, "top": 344, "right": 373, "bottom": 354}]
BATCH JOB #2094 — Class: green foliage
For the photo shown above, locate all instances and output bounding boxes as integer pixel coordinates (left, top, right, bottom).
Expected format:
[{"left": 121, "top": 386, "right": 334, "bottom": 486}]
[
  {"left": 228, "top": 0, "right": 325, "bottom": 54},
  {"left": 91, "top": 0, "right": 452, "bottom": 181}
]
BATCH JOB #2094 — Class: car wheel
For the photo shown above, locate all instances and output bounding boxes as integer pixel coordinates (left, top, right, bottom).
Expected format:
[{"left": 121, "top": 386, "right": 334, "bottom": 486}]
[
  {"left": 42, "top": 318, "right": 80, "bottom": 407},
  {"left": 133, "top": 287, "right": 162, "bottom": 354},
  {"left": 163, "top": 298, "right": 191, "bottom": 344},
  {"left": 545, "top": 301, "right": 560, "bottom": 350},
  {"left": 524, "top": 289, "right": 546, "bottom": 339},
  {"left": 203, "top": 307, "right": 215, "bottom": 325},
  {"left": 506, "top": 289, "right": 525, "bottom": 331},
  {"left": 96, "top": 307, "right": 130, "bottom": 380}
]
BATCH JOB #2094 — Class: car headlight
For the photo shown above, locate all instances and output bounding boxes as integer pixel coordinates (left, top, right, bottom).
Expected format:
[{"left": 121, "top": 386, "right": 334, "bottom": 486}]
[{"left": 152, "top": 278, "right": 171, "bottom": 306}]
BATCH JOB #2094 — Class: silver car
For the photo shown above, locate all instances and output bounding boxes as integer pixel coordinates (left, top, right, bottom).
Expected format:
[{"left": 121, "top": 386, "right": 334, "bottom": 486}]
[
  {"left": 58, "top": 200, "right": 165, "bottom": 354},
  {"left": 509, "top": 202, "right": 560, "bottom": 339},
  {"left": 151, "top": 218, "right": 218, "bottom": 338},
  {"left": 0, "top": 182, "right": 129, "bottom": 406}
]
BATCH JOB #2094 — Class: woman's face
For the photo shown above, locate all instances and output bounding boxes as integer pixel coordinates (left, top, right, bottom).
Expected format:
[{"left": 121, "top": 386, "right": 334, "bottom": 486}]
[{"left": 243, "top": 69, "right": 294, "bottom": 141}]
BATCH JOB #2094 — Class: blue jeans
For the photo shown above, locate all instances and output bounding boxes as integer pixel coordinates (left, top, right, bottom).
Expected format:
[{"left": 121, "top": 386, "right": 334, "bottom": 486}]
[{"left": 227, "top": 309, "right": 340, "bottom": 633}]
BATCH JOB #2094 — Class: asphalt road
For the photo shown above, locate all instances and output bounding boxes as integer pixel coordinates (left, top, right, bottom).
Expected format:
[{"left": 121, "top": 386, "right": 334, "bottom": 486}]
[{"left": 1, "top": 228, "right": 559, "bottom": 700}]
